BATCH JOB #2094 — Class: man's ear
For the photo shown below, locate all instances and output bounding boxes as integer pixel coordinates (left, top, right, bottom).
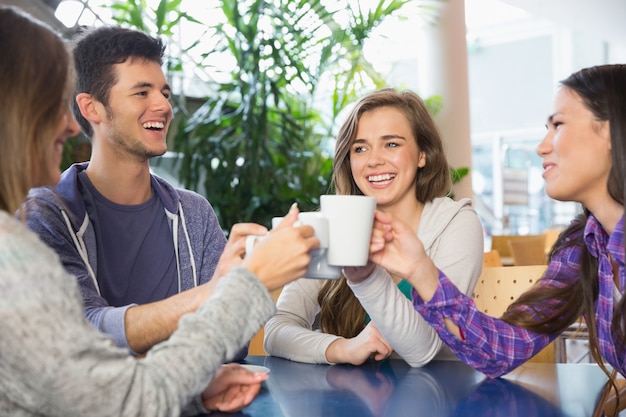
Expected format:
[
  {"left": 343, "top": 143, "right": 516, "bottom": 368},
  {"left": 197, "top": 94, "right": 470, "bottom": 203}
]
[{"left": 75, "top": 93, "right": 104, "bottom": 124}]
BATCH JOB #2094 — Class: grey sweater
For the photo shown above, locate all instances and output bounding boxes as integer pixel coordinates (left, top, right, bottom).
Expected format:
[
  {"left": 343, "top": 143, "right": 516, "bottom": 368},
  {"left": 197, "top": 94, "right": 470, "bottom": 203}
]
[{"left": 0, "top": 211, "right": 274, "bottom": 417}]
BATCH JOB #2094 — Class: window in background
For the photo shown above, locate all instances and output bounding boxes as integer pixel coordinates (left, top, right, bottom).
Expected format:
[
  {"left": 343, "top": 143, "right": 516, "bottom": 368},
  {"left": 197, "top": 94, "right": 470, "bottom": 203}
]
[{"left": 465, "top": 0, "right": 625, "bottom": 238}]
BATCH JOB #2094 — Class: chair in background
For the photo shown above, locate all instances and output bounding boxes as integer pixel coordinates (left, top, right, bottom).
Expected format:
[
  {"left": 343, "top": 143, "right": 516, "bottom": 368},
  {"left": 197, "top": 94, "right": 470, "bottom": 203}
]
[
  {"left": 554, "top": 318, "right": 589, "bottom": 363},
  {"left": 248, "top": 287, "right": 283, "bottom": 355},
  {"left": 508, "top": 235, "right": 547, "bottom": 266},
  {"left": 490, "top": 235, "right": 515, "bottom": 259},
  {"left": 491, "top": 234, "right": 544, "bottom": 266},
  {"left": 483, "top": 249, "right": 503, "bottom": 267},
  {"left": 542, "top": 228, "right": 562, "bottom": 255},
  {"left": 473, "top": 265, "right": 554, "bottom": 362}
]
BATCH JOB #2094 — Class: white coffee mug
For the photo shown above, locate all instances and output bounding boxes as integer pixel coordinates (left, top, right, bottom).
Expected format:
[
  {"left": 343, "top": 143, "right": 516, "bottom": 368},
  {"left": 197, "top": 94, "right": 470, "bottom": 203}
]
[
  {"left": 320, "top": 194, "right": 376, "bottom": 266},
  {"left": 270, "top": 212, "right": 342, "bottom": 279}
]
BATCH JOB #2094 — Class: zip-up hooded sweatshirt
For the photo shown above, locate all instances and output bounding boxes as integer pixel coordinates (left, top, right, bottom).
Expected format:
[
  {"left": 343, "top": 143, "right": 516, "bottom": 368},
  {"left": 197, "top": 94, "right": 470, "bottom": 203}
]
[{"left": 24, "top": 162, "right": 228, "bottom": 352}]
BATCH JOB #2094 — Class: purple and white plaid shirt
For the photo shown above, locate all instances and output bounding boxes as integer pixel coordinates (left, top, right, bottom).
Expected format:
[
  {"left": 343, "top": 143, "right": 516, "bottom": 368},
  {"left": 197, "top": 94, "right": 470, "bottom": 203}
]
[{"left": 414, "top": 214, "right": 625, "bottom": 378}]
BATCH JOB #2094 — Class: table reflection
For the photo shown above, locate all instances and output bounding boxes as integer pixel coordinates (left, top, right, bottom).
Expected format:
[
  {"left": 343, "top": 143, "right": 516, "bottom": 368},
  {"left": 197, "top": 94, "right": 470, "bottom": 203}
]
[
  {"left": 451, "top": 378, "right": 564, "bottom": 417},
  {"left": 207, "top": 357, "right": 607, "bottom": 417},
  {"left": 264, "top": 356, "right": 482, "bottom": 417}
]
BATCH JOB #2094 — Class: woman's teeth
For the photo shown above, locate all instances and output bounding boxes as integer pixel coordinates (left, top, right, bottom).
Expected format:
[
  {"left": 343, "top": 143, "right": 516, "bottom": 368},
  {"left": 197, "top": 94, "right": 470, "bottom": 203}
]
[{"left": 368, "top": 174, "right": 396, "bottom": 183}]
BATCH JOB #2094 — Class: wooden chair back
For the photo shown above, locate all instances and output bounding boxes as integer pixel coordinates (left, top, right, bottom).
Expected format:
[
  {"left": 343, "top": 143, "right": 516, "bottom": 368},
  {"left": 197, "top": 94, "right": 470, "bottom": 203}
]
[
  {"left": 542, "top": 228, "right": 562, "bottom": 255},
  {"left": 490, "top": 234, "right": 544, "bottom": 257},
  {"left": 473, "top": 265, "right": 554, "bottom": 362},
  {"left": 483, "top": 249, "right": 503, "bottom": 267},
  {"left": 248, "top": 287, "right": 283, "bottom": 356},
  {"left": 508, "top": 235, "right": 547, "bottom": 266}
]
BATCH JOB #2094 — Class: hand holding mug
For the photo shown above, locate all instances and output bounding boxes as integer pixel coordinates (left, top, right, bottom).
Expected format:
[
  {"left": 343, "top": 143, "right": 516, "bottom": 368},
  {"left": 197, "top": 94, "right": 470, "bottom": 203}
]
[
  {"left": 369, "top": 210, "right": 439, "bottom": 300},
  {"left": 243, "top": 204, "right": 320, "bottom": 291},
  {"left": 212, "top": 222, "right": 269, "bottom": 281},
  {"left": 246, "top": 195, "right": 376, "bottom": 281},
  {"left": 271, "top": 212, "right": 343, "bottom": 279},
  {"left": 342, "top": 262, "right": 377, "bottom": 284}
]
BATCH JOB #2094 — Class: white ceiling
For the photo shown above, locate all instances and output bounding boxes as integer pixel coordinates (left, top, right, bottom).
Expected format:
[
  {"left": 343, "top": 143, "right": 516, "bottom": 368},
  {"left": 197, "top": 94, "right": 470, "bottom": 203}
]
[
  {"left": 4, "top": 0, "right": 625, "bottom": 48},
  {"left": 499, "top": 0, "right": 626, "bottom": 46},
  {"left": 1, "top": 0, "right": 624, "bottom": 62}
]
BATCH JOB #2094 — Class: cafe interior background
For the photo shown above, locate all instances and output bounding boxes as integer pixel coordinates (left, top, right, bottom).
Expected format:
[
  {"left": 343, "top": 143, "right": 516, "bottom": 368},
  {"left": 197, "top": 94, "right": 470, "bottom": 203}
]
[{"left": 5, "top": 0, "right": 626, "bottom": 250}]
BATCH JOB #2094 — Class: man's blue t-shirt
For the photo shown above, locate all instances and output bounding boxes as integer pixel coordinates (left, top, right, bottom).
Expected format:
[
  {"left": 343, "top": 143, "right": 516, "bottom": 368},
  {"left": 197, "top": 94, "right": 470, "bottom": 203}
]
[{"left": 78, "top": 171, "right": 178, "bottom": 306}]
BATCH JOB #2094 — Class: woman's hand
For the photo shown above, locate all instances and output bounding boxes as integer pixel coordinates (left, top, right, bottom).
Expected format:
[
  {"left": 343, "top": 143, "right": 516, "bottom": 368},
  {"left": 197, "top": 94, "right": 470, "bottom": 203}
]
[
  {"left": 325, "top": 322, "right": 392, "bottom": 365},
  {"left": 343, "top": 262, "right": 377, "bottom": 284},
  {"left": 201, "top": 363, "right": 269, "bottom": 412},
  {"left": 369, "top": 211, "right": 439, "bottom": 301},
  {"left": 243, "top": 204, "right": 320, "bottom": 291},
  {"left": 212, "top": 223, "right": 269, "bottom": 281}
]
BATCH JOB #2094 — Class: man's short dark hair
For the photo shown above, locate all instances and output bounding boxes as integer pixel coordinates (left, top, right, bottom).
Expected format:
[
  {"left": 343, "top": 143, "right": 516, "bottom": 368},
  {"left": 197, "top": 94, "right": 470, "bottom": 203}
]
[{"left": 71, "top": 26, "right": 165, "bottom": 138}]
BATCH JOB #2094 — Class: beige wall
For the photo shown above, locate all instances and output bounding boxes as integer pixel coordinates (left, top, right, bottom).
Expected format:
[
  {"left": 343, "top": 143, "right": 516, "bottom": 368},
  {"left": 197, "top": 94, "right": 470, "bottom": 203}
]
[{"left": 415, "top": 0, "right": 473, "bottom": 201}]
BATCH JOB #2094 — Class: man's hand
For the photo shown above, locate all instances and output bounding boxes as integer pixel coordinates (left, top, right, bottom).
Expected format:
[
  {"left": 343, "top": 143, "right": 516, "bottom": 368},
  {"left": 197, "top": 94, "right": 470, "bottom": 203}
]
[
  {"left": 201, "top": 363, "right": 269, "bottom": 413},
  {"left": 325, "top": 322, "right": 393, "bottom": 365}
]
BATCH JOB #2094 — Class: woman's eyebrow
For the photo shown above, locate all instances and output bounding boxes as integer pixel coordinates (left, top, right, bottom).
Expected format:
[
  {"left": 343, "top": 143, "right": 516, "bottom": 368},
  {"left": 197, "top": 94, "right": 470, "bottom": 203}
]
[
  {"left": 381, "top": 134, "right": 407, "bottom": 140},
  {"left": 353, "top": 134, "right": 406, "bottom": 143}
]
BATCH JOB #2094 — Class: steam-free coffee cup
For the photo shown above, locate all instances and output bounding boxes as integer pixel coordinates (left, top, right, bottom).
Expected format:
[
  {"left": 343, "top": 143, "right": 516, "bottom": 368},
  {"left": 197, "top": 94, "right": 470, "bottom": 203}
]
[
  {"left": 247, "top": 195, "right": 376, "bottom": 277},
  {"left": 270, "top": 212, "right": 342, "bottom": 279},
  {"left": 320, "top": 194, "right": 376, "bottom": 267}
]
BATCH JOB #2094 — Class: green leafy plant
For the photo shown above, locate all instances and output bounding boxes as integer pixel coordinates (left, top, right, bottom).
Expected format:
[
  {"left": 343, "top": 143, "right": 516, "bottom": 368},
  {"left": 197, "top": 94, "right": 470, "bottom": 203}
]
[
  {"left": 449, "top": 165, "right": 470, "bottom": 199},
  {"left": 451, "top": 166, "right": 470, "bottom": 184},
  {"left": 110, "top": 0, "right": 445, "bottom": 230},
  {"left": 61, "top": 136, "right": 90, "bottom": 170}
]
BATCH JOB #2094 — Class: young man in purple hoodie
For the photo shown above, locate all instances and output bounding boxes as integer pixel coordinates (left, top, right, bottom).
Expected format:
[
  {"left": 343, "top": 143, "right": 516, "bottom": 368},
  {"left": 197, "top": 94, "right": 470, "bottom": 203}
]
[{"left": 25, "top": 25, "right": 259, "bottom": 359}]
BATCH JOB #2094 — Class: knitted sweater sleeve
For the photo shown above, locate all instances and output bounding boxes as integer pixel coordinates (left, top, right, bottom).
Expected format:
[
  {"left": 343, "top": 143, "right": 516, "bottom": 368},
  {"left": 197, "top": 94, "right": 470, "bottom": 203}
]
[{"left": 0, "top": 214, "right": 274, "bottom": 417}]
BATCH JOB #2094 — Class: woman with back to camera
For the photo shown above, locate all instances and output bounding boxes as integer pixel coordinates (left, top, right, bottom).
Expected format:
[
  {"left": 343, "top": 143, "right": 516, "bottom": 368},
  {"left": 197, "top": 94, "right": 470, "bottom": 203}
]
[
  {"left": 264, "top": 88, "right": 484, "bottom": 366},
  {"left": 0, "top": 7, "right": 319, "bottom": 416},
  {"left": 368, "top": 64, "right": 626, "bottom": 414}
]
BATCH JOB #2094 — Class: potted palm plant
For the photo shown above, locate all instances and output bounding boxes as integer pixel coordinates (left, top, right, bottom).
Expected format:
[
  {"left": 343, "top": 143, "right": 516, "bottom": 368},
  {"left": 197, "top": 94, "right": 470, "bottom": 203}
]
[{"left": 108, "top": 0, "right": 452, "bottom": 230}]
